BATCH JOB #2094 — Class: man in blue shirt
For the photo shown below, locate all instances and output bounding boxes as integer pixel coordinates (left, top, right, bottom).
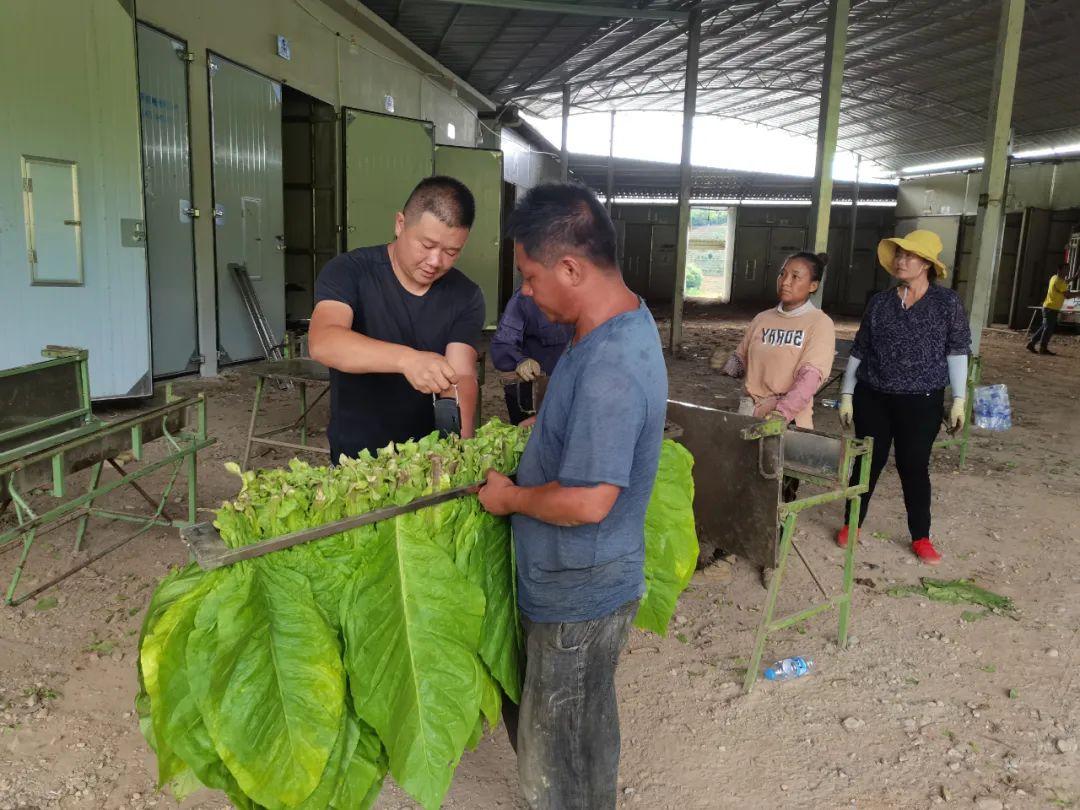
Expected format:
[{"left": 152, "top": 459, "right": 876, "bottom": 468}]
[
  {"left": 489, "top": 288, "right": 573, "bottom": 424},
  {"left": 478, "top": 184, "right": 667, "bottom": 810}
]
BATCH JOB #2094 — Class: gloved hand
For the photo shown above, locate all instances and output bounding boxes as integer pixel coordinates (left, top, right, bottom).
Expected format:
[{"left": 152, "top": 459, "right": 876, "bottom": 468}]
[
  {"left": 839, "top": 393, "right": 854, "bottom": 429},
  {"left": 515, "top": 358, "right": 541, "bottom": 382},
  {"left": 949, "top": 397, "right": 966, "bottom": 433}
]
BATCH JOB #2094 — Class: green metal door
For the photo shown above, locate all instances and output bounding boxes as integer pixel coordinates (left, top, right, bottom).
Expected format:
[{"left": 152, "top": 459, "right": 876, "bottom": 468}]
[
  {"left": 434, "top": 145, "right": 504, "bottom": 327},
  {"left": 343, "top": 110, "right": 433, "bottom": 249}
]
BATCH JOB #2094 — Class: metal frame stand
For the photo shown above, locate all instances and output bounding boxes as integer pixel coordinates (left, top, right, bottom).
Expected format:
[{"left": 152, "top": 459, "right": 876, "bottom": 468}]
[
  {"left": 743, "top": 431, "right": 873, "bottom": 693},
  {"left": 242, "top": 360, "right": 331, "bottom": 470},
  {"left": 933, "top": 355, "right": 982, "bottom": 467},
  {"left": 1, "top": 392, "right": 213, "bottom": 606}
]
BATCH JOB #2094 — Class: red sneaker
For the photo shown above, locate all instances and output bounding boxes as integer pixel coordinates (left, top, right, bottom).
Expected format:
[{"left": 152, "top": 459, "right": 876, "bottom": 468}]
[
  {"left": 836, "top": 525, "right": 859, "bottom": 548},
  {"left": 911, "top": 537, "right": 942, "bottom": 565}
]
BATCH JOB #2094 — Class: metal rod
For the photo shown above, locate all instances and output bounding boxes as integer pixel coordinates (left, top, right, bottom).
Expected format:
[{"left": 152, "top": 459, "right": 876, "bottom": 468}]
[
  {"left": 968, "top": 0, "right": 1025, "bottom": 355},
  {"left": 743, "top": 510, "right": 796, "bottom": 694},
  {"left": 669, "top": 6, "right": 700, "bottom": 355},
  {"left": 422, "top": 0, "right": 690, "bottom": 20},
  {"left": 242, "top": 376, "right": 266, "bottom": 471},
  {"left": 184, "top": 481, "right": 484, "bottom": 570},
  {"left": 808, "top": 0, "right": 850, "bottom": 308},
  {"left": 791, "top": 539, "right": 829, "bottom": 601},
  {"left": 247, "top": 437, "right": 331, "bottom": 455},
  {"left": 0, "top": 408, "right": 93, "bottom": 447},
  {"left": 74, "top": 462, "right": 103, "bottom": 553},
  {"left": 107, "top": 459, "right": 173, "bottom": 522}
]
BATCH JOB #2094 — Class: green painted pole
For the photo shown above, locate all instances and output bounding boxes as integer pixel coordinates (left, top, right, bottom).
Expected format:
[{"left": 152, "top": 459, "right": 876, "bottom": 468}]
[
  {"left": 743, "top": 511, "right": 797, "bottom": 694},
  {"left": 809, "top": 0, "right": 850, "bottom": 308},
  {"left": 968, "top": 0, "right": 1025, "bottom": 355}
]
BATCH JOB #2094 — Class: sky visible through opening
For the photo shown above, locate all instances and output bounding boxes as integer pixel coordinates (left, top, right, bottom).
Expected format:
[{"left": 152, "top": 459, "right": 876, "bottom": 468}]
[{"left": 525, "top": 110, "right": 896, "bottom": 183}]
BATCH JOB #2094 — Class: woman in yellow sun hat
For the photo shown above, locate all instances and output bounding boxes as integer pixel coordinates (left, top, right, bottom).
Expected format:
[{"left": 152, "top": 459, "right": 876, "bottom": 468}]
[{"left": 835, "top": 230, "right": 971, "bottom": 565}]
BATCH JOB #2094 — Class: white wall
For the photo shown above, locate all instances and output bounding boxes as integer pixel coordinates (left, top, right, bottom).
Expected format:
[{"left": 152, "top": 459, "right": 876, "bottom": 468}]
[{"left": 897, "top": 160, "right": 1080, "bottom": 218}]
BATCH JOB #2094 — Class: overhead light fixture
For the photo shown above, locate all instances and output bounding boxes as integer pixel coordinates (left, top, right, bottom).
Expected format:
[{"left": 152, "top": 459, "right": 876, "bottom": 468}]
[{"left": 899, "top": 157, "right": 984, "bottom": 175}]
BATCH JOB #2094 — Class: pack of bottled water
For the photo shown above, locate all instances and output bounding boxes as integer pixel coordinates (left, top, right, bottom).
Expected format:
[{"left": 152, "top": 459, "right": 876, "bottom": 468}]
[{"left": 973, "top": 384, "right": 1012, "bottom": 431}]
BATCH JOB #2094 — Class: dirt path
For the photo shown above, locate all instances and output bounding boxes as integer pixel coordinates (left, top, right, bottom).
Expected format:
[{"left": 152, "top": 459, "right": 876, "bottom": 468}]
[{"left": 2, "top": 319, "right": 1079, "bottom": 810}]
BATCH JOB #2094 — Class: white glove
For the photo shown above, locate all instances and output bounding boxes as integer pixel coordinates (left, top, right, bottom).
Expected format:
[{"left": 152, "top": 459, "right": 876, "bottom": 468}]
[
  {"left": 515, "top": 358, "right": 541, "bottom": 382},
  {"left": 839, "top": 393, "right": 854, "bottom": 429},
  {"left": 949, "top": 397, "right": 966, "bottom": 433}
]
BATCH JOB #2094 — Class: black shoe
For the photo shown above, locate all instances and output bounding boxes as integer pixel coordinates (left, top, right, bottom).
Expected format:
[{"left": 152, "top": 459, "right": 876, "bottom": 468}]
[
  {"left": 1039, "top": 347, "right": 1056, "bottom": 355},
  {"left": 1026, "top": 343, "right": 1038, "bottom": 354}
]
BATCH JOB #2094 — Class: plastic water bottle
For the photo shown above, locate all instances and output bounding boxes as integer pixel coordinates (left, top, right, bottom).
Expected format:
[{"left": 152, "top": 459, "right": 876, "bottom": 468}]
[
  {"left": 819, "top": 398, "right": 840, "bottom": 409},
  {"left": 973, "top": 384, "right": 1012, "bottom": 431},
  {"left": 764, "top": 656, "right": 814, "bottom": 681}
]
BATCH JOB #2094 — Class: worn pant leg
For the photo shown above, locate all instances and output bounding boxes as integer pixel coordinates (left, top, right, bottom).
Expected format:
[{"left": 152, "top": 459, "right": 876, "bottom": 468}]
[
  {"left": 517, "top": 600, "right": 637, "bottom": 810},
  {"left": 891, "top": 389, "right": 944, "bottom": 540},
  {"left": 503, "top": 382, "right": 534, "bottom": 425},
  {"left": 847, "top": 382, "right": 894, "bottom": 527},
  {"left": 1040, "top": 308, "right": 1060, "bottom": 349}
]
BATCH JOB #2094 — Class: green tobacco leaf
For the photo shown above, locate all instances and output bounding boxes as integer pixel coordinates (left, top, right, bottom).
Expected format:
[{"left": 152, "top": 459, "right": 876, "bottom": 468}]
[
  {"left": 194, "top": 561, "right": 346, "bottom": 809},
  {"left": 330, "top": 718, "right": 387, "bottom": 810},
  {"left": 341, "top": 511, "right": 485, "bottom": 810},
  {"left": 462, "top": 503, "right": 523, "bottom": 704},
  {"left": 139, "top": 564, "right": 217, "bottom": 787},
  {"left": 636, "top": 440, "right": 699, "bottom": 636}
]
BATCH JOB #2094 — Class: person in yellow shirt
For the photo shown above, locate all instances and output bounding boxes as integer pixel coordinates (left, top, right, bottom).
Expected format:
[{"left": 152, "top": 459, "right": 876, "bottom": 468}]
[{"left": 1028, "top": 264, "right": 1078, "bottom": 355}]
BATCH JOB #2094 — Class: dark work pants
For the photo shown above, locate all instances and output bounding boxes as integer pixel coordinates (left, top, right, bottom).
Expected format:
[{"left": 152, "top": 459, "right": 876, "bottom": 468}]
[
  {"left": 1028, "top": 307, "right": 1060, "bottom": 349},
  {"left": 513, "top": 599, "right": 637, "bottom": 810},
  {"left": 503, "top": 381, "right": 535, "bottom": 426},
  {"left": 846, "top": 382, "right": 944, "bottom": 540}
]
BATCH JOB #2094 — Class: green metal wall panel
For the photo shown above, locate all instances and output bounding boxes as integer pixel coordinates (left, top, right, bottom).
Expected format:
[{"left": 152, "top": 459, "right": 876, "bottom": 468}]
[
  {"left": 433, "top": 145, "right": 504, "bottom": 327},
  {"left": 344, "top": 110, "right": 434, "bottom": 249}
]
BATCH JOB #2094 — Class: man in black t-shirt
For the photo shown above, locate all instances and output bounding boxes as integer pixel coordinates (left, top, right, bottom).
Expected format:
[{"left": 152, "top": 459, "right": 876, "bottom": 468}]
[{"left": 309, "top": 177, "right": 485, "bottom": 460}]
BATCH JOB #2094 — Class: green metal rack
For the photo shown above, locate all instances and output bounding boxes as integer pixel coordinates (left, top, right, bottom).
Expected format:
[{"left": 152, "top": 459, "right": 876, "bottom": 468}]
[
  {"left": 0, "top": 348, "right": 214, "bottom": 605},
  {"left": 933, "top": 355, "right": 982, "bottom": 466},
  {"left": 741, "top": 421, "right": 873, "bottom": 693}
]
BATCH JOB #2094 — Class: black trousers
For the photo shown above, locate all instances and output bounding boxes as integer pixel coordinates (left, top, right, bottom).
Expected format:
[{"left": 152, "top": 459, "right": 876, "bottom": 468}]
[
  {"left": 503, "top": 381, "right": 535, "bottom": 426},
  {"left": 846, "top": 382, "right": 944, "bottom": 540},
  {"left": 1028, "top": 307, "right": 1060, "bottom": 349}
]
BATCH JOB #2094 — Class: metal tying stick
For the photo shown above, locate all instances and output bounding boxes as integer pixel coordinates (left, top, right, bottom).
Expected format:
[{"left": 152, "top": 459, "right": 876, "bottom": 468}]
[{"left": 181, "top": 481, "right": 482, "bottom": 571}]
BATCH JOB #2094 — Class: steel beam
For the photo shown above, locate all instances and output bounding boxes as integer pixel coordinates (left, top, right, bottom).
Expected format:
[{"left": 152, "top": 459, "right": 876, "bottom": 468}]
[
  {"left": 670, "top": 7, "right": 700, "bottom": 354},
  {"left": 560, "top": 85, "right": 571, "bottom": 181},
  {"left": 968, "top": 0, "right": 1024, "bottom": 355},
  {"left": 809, "top": 0, "right": 850, "bottom": 308},
  {"left": 425, "top": 0, "right": 688, "bottom": 20}
]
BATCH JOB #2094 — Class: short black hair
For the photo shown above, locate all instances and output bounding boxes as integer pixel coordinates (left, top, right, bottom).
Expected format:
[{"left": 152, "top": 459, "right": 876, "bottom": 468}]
[
  {"left": 506, "top": 183, "right": 618, "bottom": 270},
  {"left": 403, "top": 176, "right": 475, "bottom": 230},
  {"left": 783, "top": 251, "right": 828, "bottom": 282}
]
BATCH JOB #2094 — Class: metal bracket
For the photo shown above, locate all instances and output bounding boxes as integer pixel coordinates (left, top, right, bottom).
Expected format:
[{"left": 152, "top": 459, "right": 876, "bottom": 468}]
[
  {"left": 207, "top": 57, "right": 219, "bottom": 75},
  {"left": 179, "top": 200, "right": 200, "bottom": 223},
  {"left": 740, "top": 418, "right": 787, "bottom": 441},
  {"left": 120, "top": 219, "right": 146, "bottom": 247}
]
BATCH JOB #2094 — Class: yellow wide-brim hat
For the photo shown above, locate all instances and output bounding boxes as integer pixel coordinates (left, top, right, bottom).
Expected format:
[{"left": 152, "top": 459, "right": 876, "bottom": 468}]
[{"left": 877, "top": 229, "right": 948, "bottom": 280}]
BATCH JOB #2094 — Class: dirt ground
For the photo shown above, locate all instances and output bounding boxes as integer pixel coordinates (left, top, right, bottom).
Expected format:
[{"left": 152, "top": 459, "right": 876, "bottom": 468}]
[{"left": 2, "top": 311, "right": 1080, "bottom": 810}]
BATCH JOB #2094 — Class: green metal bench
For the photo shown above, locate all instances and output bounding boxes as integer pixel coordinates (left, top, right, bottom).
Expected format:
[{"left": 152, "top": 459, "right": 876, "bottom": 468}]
[{"left": 0, "top": 348, "right": 214, "bottom": 605}]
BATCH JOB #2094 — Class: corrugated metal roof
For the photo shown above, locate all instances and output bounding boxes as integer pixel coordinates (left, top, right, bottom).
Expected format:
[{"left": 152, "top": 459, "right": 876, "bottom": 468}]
[
  {"left": 567, "top": 153, "right": 897, "bottom": 200},
  {"left": 359, "top": 0, "right": 1080, "bottom": 171}
]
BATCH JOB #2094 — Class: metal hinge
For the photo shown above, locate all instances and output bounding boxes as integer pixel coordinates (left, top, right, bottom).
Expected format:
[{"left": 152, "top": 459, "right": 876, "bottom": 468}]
[
  {"left": 178, "top": 49, "right": 195, "bottom": 62},
  {"left": 207, "top": 57, "right": 219, "bottom": 75},
  {"left": 28, "top": 248, "right": 37, "bottom": 265},
  {"left": 23, "top": 177, "right": 32, "bottom": 193}
]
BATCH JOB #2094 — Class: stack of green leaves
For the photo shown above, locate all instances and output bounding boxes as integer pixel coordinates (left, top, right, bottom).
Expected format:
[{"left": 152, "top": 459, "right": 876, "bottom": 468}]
[{"left": 137, "top": 421, "right": 697, "bottom": 809}]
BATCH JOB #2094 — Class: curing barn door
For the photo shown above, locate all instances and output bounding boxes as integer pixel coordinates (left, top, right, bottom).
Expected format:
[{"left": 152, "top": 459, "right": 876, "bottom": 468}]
[
  {"left": 137, "top": 23, "right": 199, "bottom": 377},
  {"left": 208, "top": 53, "right": 285, "bottom": 364},
  {"left": 0, "top": 0, "right": 151, "bottom": 398},
  {"left": 343, "top": 109, "right": 434, "bottom": 249},
  {"left": 433, "top": 145, "right": 504, "bottom": 327}
]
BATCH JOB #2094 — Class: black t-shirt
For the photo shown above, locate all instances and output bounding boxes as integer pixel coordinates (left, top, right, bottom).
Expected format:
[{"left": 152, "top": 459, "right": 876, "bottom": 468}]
[{"left": 313, "top": 245, "right": 485, "bottom": 458}]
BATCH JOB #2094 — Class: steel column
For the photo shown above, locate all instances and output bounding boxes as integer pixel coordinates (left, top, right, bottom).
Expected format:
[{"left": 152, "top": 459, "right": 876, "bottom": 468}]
[
  {"left": 669, "top": 7, "right": 701, "bottom": 354},
  {"left": 808, "top": 0, "right": 850, "bottom": 307},
  {"left": 845, "top": 154, "right": 861, "bottom": 302},
  {"left": 560, "top": 85, "right": 571, "bottom": 182},
  {"left": 968, "top": 0, "right": 1025, "bottom": 355},
  {"left": 606, "top": 111, "right": 616, "bottom": 212}
]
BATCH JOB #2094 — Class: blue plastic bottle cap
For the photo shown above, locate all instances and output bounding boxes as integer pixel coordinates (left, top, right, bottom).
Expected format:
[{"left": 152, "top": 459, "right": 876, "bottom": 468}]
[{"left": 764, "top": 668, "right": 778, "bottom": 680}]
